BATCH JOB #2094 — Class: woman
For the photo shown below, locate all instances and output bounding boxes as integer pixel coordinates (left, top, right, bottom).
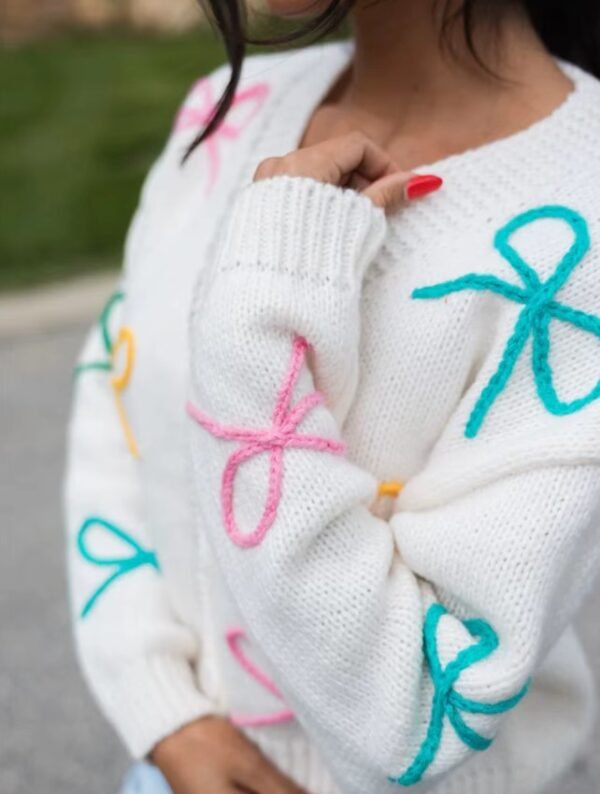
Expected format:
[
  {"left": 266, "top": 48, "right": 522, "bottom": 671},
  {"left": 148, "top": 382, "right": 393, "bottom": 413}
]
[{"left": 65, "top": 1, "right": 600, "bottom": 793}]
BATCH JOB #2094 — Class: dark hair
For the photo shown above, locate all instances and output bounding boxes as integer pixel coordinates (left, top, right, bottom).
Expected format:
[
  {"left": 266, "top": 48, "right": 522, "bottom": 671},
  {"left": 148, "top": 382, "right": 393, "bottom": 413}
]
[{"left": 188, "top": 0, "right": 600, "bottom": 158}]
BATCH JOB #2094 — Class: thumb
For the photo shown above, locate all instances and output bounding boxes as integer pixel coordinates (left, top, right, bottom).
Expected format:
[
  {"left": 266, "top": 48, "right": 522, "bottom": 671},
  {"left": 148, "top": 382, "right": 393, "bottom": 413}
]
[{"left": 363, "top": 172, "right": 443, "bottom": 212}]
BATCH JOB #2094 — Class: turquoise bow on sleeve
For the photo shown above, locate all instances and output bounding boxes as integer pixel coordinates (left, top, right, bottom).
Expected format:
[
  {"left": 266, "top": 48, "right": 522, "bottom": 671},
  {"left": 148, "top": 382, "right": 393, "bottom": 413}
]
[
  {"left": 389, "top": 604, "right": 529, "bottom": 787},
  {"left": 74, "top": 291, "right": 124, "bottom": 376},
  {"left": 413, "top": 205, "right": 599, "bottom": 438},
  {"left": 77, "top": 516, "right": 159, "bottom": 619}
]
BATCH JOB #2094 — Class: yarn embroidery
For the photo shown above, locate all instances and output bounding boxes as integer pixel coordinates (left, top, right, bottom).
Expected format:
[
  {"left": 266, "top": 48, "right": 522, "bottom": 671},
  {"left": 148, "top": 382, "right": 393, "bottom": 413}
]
[
  {"left": 174, "top": 77, "right": 269, "bottom": 193},
  {"left": 74, "top": 291, "right": 140, "bottom": 458},
  {"left": 186, "top": 335, "right": 346, "bottom": 549},
  {"left": 225, "top": 627, "right": 294, "bottom": 728},
  {"left": 110, "top": 327, "right": 140, "bottom": 458},
  {"left": 389, "top": 603, "right": 529, "bottom": 787},
  {"left": 371, "top": 481, "right": 404, "bottom": 520},
  {"left": 412, "top": 205, "right": 598, "bottom": 438},
  {"left": 378, "top": 480, "right": 404, "bottom": 499},
  {"left": 74, "top": 290, "right": 124, "bottom": 376},
  {"left": 77, "top": 516, "right": 159, "bottom": 619}
]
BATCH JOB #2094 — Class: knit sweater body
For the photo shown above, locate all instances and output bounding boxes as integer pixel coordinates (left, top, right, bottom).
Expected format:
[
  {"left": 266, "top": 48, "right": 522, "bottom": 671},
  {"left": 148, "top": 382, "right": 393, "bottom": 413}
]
[{"left": 65, "top": 41, "right": 600, "bottom": 794}]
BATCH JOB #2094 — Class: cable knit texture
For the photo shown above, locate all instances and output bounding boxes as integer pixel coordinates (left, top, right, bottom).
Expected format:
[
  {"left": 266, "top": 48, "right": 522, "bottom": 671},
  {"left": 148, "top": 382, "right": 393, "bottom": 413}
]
[{"left": 65, "top": 39, "right": 600, "bottom": 792}]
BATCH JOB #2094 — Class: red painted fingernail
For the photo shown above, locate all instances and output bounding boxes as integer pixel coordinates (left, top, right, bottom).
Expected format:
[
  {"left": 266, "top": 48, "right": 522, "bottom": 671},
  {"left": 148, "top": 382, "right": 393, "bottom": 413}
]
[{"left": 405, "top": 174, "right": 444, "bottom": 200}]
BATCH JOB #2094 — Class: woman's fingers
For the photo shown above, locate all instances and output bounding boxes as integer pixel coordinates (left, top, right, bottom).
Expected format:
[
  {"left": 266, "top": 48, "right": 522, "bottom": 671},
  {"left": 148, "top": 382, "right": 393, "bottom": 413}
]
[
  {"left": 323, "top": 131, "right": 398, "bottom": 183},
  {"left": 254, "top": 132, "right": 397, "bottom": 186},
  {"left": 363, "top": 172, "right": 443, "bottom": 211},
  {"left": 362, "top": 171, "right": 413, "bottom": 211},
  {"left": 254, "top": 131, "right": 443, "bottom": 212},
  {"left": 345, "top": 171, "right": 372, "bottom": 192}
]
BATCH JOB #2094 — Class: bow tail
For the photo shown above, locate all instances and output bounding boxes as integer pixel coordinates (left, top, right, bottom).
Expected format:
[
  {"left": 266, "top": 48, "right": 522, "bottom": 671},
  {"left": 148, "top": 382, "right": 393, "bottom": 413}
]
[
  {"left": 446, "top": 704, "right": 493, "bottom": 752},
  {"left": 389, "top": 687, "right": 448, "bottom": 786},
  {"left": 465, "top": 309, "right": 532, "bottom": 438},
  {"left": 204, "top": 139, "right": 220, "bottom": 193},
  {"left": 221, "top": 444, "right": 284, "bottom": 549},
  {"left": 412, "top": 275, "right": 527, "bottom": 303},
  {"left": 80, "top": 568, "right": 124, "bottom": 619},
  {"left": 272, "top": 336, "right": 310, "bottom": 425},
  {"left": 533, "top": 311, "right": 600, "bottom": 415}
]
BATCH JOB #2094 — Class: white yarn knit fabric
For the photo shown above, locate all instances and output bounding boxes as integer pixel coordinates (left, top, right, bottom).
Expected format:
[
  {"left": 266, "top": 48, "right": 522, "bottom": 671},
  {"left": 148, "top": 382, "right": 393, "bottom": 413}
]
[{"left": 65, "top": 40, "right": 600, "bottom": 794}]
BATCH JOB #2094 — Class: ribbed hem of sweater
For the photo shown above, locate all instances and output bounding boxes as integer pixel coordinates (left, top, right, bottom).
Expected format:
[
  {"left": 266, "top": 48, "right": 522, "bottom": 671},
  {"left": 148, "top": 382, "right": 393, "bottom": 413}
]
[
  {"left": 100, "top": 653, "right": 216, "bottom": 759},
  {"left": 216, "top": 175, "right": 387, "bottom": 291}
]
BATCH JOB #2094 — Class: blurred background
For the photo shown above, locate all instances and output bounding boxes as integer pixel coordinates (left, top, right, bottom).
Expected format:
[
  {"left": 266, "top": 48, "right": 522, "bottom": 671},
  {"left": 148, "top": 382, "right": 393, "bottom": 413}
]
[
  {"left": 0, "top": 3, "right": 220, "bottom": 792},
  {"left": 0, "top": 0, "right": 223, "bottom": 290},
  {"left": 1, "top": 2, "right": 599, "bottom": 793}
]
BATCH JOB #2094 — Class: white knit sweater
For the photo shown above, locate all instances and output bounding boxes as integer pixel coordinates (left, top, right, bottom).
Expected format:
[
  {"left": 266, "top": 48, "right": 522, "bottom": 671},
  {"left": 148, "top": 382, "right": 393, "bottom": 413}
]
[{"left": 65, "top": 40, "right": 600, "bottom": 794}]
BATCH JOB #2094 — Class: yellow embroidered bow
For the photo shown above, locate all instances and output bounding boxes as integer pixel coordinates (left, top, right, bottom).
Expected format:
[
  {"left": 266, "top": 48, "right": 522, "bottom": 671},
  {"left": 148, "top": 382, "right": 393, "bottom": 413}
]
[{"left": 75, "top": 291, "right": 140, "bottom": 458}]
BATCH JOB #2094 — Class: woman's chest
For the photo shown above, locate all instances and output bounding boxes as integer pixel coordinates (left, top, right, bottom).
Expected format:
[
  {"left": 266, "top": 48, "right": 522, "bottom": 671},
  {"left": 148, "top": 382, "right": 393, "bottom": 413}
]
[
  {"left": 129, "top": 193, "right": 593, "bottom": 492},
  {"left": 342, "top": 196, "right": 600, "bottom": 481},
  {"left": 342, "top": 205, "right": 562, "bottom": 480}
]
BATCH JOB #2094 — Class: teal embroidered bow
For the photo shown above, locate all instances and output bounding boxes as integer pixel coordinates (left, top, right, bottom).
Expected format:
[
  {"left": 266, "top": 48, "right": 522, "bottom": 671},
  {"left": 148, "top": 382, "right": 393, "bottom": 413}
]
[
  {"left": 413, "top": 205, "right": 598, "bottom": 438},
  {"left": 77, "top": 516, "right": 159, "bottom": 619},
  {"left": 389, "top": 603, "right": 528, "bottom": 787},
  {"left": 74, "top": 290, "right": 124, "bottom": 376}
]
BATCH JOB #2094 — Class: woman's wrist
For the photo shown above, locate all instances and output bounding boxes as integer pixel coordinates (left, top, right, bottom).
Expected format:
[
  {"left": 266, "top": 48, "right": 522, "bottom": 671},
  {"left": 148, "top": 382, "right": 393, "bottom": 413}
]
[{"left": 217, "top": 175, "right": 388, "bottom": 291}]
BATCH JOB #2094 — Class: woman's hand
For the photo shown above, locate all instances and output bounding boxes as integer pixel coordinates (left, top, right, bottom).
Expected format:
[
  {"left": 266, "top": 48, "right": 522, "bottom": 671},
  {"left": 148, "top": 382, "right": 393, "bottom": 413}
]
[
  {"left": 151, "top": 716, "right": 307, "bottom": 794},
  {"left": 254, "top": 131, "right": 442, "bottom": 211}
]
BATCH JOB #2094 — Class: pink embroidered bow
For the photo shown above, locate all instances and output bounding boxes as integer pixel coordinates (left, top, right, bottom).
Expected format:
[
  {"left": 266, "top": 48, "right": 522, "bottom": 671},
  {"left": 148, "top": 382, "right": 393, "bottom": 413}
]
[
  {"left": 174, "top": 78, "right": 269, "bottom": 192},
  {"left": 226, "top": 627, "right": 294, "bottom": 728},
  {"left": 187, "top": 336, "right": 346, "bottom": 548}
]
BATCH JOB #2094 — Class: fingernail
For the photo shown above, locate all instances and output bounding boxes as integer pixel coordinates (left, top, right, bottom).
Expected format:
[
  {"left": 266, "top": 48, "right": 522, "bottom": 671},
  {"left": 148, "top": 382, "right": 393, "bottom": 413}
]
[{"left": 405, "top": 174, "right": 443, "bottom": 200}]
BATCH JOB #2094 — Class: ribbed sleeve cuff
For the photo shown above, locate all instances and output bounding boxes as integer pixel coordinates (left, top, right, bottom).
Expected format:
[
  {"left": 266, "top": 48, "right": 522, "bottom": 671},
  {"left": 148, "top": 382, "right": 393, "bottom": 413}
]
[
  {"left": 101, "top": 653, "right": 217, "bottom": 759},
  {"left": 217, "top": 176, "right": 387, "bottom": 290}
]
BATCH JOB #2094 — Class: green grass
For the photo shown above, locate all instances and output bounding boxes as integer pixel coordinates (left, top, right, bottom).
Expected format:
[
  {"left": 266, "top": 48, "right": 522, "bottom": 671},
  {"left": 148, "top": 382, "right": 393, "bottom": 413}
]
[{"left": 0, "top": 30, "right": 226, "bottom": 290}]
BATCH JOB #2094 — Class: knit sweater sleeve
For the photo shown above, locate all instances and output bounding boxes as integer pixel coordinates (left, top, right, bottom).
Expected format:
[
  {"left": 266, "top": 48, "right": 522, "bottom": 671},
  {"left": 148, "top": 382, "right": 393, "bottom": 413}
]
[
  {"left": 187, "top": 175, "right": 600, "bottom": 793},
  {"left": 61, "top": 63, "right": 236, "bottom": 755},
  {"left": 65, "top": 281, "right": 215, "bottom": 758}
]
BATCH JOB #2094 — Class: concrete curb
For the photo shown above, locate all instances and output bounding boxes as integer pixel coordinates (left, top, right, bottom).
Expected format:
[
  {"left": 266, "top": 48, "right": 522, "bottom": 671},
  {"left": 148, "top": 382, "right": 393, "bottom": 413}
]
[{"left": 0, "top": 272, "right": 119, "bottom": 340}]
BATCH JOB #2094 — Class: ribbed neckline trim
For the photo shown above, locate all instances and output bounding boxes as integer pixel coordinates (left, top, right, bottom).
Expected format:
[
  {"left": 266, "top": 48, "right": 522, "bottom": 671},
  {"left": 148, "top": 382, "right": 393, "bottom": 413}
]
[{"left": 412, "top": 57, "right": 599, "bottom": 175}]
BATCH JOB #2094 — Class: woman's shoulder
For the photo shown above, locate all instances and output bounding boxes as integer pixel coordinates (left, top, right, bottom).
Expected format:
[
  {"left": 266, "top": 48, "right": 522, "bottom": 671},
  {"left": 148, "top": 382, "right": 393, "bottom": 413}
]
[
  {"left": 559, "top": 60, "right": 600, "bottom": 153},
  {"left": 134, "top": 40, "right": 349, "bottom": 207},
  {"left": 234, "top": 38, "right": 351, "bottom": 90},
  {"left": 122, "top": 40, "right": 350, "bottom": 271},
  {"left": 167, "top": 40, "right": 349, "bottom": 155}
]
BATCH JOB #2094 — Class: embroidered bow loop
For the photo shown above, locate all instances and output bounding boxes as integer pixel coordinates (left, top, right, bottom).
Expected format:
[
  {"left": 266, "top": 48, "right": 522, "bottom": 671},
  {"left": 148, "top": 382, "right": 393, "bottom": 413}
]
[
  {"left": 174, "top": 78, "right": 269, "bottom": 193},
  {"left": 74, "top": 290, "right": 124, "bottom": 376},
  {"left": 74, "top": 291, "right": 140, "bottom": 458},
  {"left": 77, "top": 516, "right": 159, "bottom": 619},
  {"left": 226, "top": 627, "right": 294, "bottom": 727},
  {"left": 389, "top": 604, "right": 529, "bottom": 787},
  {"left": 413, "top": 205, "right": 600, "bottom": 437},
  {"left": 110, "top": 326, "right": 140, "bottom": 458},
  {"left": 187, "top": 335, "right": 346, "bottom": 549}
]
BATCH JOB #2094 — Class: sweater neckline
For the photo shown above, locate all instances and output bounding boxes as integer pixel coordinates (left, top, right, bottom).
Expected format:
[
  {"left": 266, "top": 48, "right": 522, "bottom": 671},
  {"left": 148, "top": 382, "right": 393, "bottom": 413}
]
[{"left": 256, "top": 40, "right": 595, "bottom": 179}]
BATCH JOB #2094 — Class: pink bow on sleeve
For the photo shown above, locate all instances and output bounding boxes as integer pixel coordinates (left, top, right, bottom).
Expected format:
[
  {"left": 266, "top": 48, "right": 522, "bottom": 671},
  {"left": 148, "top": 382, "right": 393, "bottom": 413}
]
[
  {"left": 174, "top": 77, "right": 269, "bottom": 192},
  {"left": 187, "top": 336, "right": 346, "bottom": 549}
]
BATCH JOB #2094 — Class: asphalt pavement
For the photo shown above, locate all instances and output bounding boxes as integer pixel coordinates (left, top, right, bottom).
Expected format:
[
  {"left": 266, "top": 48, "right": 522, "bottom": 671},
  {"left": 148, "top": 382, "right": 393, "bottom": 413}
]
[{"left": 1, "top": 307, "right": 599, "bottom": 794}]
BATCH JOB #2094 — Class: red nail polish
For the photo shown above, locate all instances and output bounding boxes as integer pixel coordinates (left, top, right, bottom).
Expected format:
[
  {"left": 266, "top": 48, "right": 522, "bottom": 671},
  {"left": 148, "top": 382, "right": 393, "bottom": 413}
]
[{"left": 405, "top": 174, "right": 444, "bottom": 200}]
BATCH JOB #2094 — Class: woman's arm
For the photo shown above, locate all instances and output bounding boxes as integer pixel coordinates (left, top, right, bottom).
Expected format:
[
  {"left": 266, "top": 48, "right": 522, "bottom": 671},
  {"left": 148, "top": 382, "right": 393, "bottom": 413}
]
[
  {"left": 65, "top": 287, "right": 214, "bottom": 758},
  {"left": 65, "top": 63, "right": 312, "bottom": 794},
  {"left": 187, "top": 165, "right": 600, "bottom": 792}
]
